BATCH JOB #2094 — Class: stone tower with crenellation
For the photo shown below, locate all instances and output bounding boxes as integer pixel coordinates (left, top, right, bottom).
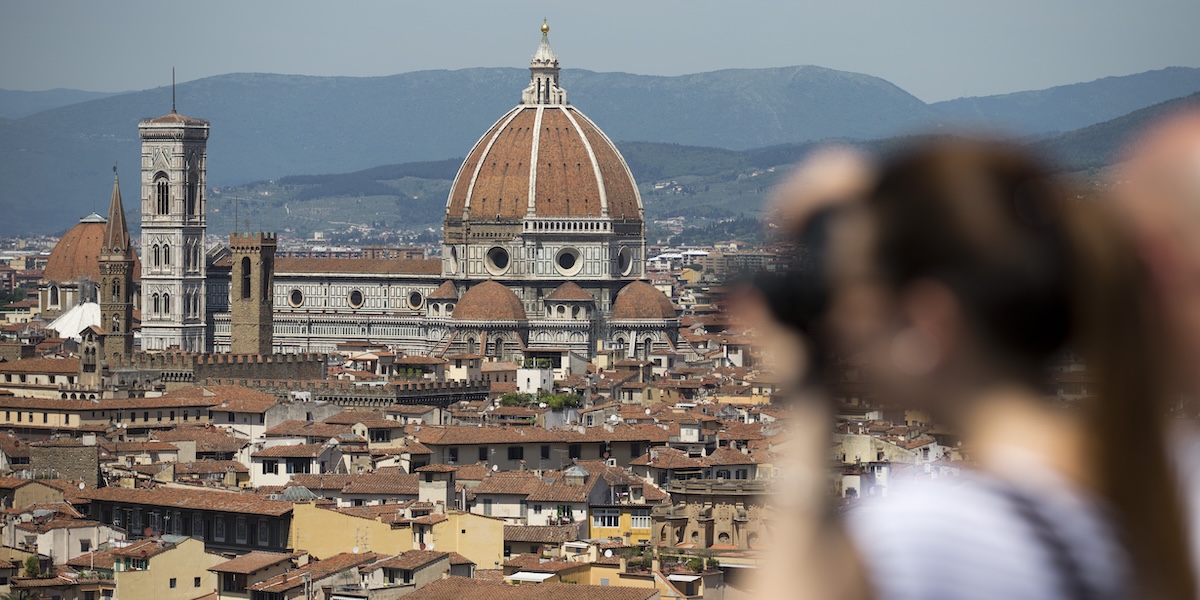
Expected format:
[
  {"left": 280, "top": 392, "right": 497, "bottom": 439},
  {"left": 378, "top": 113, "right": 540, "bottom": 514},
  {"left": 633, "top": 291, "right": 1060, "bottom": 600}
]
[{"left": 229, "top": 232, "right": 276, "bottom": 355}]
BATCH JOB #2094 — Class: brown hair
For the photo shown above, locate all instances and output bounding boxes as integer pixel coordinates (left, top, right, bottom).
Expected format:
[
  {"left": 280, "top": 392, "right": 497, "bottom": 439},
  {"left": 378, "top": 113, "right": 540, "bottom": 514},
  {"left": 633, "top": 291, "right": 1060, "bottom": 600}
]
[{"left": 866, "top": 139, "right": 1194, "bottom": 599}]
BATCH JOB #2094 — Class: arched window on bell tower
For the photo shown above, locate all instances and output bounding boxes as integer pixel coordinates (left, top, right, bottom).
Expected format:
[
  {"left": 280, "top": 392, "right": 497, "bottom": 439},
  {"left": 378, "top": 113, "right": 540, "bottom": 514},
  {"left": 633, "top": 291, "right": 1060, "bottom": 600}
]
[
  {"left": 185, "top": 165, "right": 199, "bottom": 216},
  {"left": 154, "top": 172, "right": 170, "bottom": 215},
  {"left": 240, "top": 257, "right": 252, "bottom": 300}
]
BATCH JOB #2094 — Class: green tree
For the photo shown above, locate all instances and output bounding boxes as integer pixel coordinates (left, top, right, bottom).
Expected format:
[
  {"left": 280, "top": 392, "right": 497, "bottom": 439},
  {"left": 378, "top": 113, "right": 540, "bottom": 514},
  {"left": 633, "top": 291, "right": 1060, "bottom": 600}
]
[
  {"left": 499, "top": 392, "right": 534, "bottom": 407},
  {"left": 23, "top": 555, "right": 39, "bottom": 577}
]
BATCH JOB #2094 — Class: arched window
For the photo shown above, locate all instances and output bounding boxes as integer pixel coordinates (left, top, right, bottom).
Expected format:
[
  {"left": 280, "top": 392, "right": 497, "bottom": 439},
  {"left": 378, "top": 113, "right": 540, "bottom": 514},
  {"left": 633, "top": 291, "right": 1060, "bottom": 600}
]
[
  {"left": 495, "top": 337, "right": 505, "bottom": 359},
  {"left": 642, "top": 338, "right": 653, "bottom": 360},
  {"left": 240, "top": 257, "right": 252, "bottom": 300},
  {"left": 49, "top": 285, "right": 59, "bottom": 307},
  {"left": 162, "top": 293, "right": 170, "bottom": 315},
  {"left": 185, "top": 170, "right": 198, "bottom": 216},
  {"left": 163, "top": 245, "right": 170, "bottom": 266},
  {"left": 153, "top": 245, "right": 161, "bottom": 267},
  {"left": 112, "top": 280, "right": 121, "bottom": 301},
  {"left": 193, "top": 293, "right": 200, "bottom": 315},
  {"left": 466, "top": 338, "right": 477, "bottom": 355},
  {"left": 154, "top": 173, "right": 170, "bottom": 215},
  {"left": 152, "top": 293, "right": 160, "bottom": 314}
]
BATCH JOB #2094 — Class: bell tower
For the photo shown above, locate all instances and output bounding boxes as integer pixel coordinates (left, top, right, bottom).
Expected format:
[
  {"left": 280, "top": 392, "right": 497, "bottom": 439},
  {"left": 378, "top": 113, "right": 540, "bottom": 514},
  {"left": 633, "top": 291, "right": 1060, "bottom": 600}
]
[
  {"left": 99, "top": 169, "right": 135, "bottom": 360},
  {"left": 229, "top": 232, "right": 276, "bottom": 355},
  {"left": 138, "top": 100, "right": 209, "bottom": 352}
]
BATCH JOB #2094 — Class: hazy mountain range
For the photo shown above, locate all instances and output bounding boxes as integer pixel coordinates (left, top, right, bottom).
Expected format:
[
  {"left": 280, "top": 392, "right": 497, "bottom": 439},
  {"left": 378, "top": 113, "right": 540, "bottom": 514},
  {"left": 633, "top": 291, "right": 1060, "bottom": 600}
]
[{"left": 3, "top": 65, "right": 1200, "bottom": 236}]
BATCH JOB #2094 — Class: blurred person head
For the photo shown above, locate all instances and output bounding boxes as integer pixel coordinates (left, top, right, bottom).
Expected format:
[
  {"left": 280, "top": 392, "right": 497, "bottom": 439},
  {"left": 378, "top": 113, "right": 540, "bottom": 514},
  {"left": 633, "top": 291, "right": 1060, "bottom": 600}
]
[
  {"left": 826, "top": 138, "right": 1193, "bottom": 599},
  {"left": 737, "top": 146, "right": 873, "bottom": 389},
  {"left": 1114, "top": 108, "right": 1200, "bottom": 396}
]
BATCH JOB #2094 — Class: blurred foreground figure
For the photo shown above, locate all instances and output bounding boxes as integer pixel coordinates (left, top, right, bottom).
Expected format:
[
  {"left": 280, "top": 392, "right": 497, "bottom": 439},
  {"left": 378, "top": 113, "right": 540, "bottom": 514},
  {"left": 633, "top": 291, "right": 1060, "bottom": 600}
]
[
  {"left": 751, "top": 140, "right": 1193, "bottom": 600},
  {"left": 742, "top": 148, "right": 874, "bottom": 600},
  {"left": 1114, "top": 108, "right": 1200, "bottom": 588}
]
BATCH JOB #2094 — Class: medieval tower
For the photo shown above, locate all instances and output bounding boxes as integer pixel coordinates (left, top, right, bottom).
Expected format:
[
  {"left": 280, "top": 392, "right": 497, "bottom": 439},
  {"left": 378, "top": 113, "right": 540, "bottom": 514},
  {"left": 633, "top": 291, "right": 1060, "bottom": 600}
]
[{"left": 229, "top": 232, "right": 276, "bottom": 355}]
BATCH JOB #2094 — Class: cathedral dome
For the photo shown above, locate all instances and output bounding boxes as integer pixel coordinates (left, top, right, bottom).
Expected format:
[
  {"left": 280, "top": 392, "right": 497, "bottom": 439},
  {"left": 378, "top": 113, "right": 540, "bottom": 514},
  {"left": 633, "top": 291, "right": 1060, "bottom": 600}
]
[
  {"left": 445, "top": 23, "right": 642, "bottom": 224},
  {"left": 453, "top": 280, "right": 527, "bottom": 321},
  {"left": 44, "top": 215, "right": 141, "bottom": 283},
  {"left": 611, "top": 281, "right": 677, "bottom": 320}
]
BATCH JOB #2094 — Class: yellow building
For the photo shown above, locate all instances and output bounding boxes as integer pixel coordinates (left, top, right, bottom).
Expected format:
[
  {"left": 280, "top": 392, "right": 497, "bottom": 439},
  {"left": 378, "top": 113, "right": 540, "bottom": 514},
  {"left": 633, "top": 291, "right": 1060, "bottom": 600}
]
[
  {"left": 289, "top": 502, "right": 504, "bottom": 570},
  {"left": 113, "top": 537, "right": 221, "bottom": 600},
  {"left": 588, "top": 504, "right": 655, "bottom": 545}
]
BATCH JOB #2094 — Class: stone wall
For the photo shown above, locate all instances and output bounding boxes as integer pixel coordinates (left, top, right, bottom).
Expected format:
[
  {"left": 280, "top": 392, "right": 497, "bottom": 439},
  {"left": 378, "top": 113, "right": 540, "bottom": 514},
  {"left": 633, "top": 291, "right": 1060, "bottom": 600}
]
[{"left": 29, "top": 443, "right": 100, "bottom": 487}]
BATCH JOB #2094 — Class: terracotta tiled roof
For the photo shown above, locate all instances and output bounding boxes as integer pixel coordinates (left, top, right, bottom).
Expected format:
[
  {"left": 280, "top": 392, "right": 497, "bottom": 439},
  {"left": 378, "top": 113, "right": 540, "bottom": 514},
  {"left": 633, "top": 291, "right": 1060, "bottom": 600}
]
[
  {"left": 427, "top": 281, "right": 459, "bottom": 300},
  {"left": 545, "top": 282, "right": 594, "bottom": 302},
  {"left": 288, "top": 474, "right": 356, "bottom": 491},
  {"left": 67, "top": 548, "right": 118, "bottom": 570},
  {"left": 404, "top": 578, "right": 657, "bottom": 600},
  {"left": 153, "top": 426, "right": 247, "bottom": 454},
  {"left": 342, "top": 469, "right": 420, "bottom": 496},
  {"left": 43, "top": 217, "right": 141, "bottom": 283},
  {"left": 252, "top": 443, "right": 327, "bottom": 458},
  {"left": 447, "top": 551, "right": 474, "bottom": 565},
  {"left": 0, "top": 356, "right": 80, "bottom": 375},
  {"left": 175, "top": 459, "right": 249, "bottom": 474},
  {"left": 169, "top": 385, "right": 279, "bottom": 413},
  {"left": 144, "top": 112, "right": 208, "bottom": 125},
  {"left": 210, "top": 551, "right": 292, "bottom": 574},
  {"left": 249, "top": 552, "right": 382, "bottom": 593},
  {"left": 503, "top": 524, "right": 581, "bottom": 544},
  {"left": 372, "top": 550, "right": 447, "bottom": 571},
  {"left": 80, "top": 486, "right": 292, "bottom": 516},
  {"left": 445, "top": 102, "right": 642, "bottom": 222},
  {"left": 452, "top": 281, "right": 526, "bottom": 321},
  {"left": 611, "top": 281, "right": 676, "bottom": 320},
  {"left": 407, "top": 423, "right": 670, "bottom": 446},
  {"left": 266, "top": 420, "right": 353, "bottom": 439},
  {"left": 15, "top": 517, "right": 99, "bottom": 533},
  {"left": 473, "top": 471, "right": 541, "bottom": 496}
]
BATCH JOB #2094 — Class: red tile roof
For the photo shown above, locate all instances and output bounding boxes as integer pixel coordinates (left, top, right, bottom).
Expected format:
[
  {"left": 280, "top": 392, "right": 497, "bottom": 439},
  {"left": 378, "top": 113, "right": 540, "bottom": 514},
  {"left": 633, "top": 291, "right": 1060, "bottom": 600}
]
[
  {"left": 210, "top": 551, "right": 292, "bottom": 574},
  {"left": 80, "top": 486, "right": 292, "bottom": 517}
]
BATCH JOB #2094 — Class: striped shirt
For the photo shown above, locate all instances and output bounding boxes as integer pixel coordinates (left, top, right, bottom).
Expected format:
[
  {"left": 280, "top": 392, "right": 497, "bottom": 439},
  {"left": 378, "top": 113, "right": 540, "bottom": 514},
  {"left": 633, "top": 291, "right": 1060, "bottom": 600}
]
[{"left": 846, "top": 466, "right": 1129, "bottom": 600}]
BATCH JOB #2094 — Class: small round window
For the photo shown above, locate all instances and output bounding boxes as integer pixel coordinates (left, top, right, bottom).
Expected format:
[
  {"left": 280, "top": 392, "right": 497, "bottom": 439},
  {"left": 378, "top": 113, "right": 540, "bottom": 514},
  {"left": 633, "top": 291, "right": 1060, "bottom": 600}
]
[
  {"left": 618, "top": 246, "right": 634, "bottom": 276},
  {"left": 486, "top": 247, "right": 510, "bottom": 275},
  {"left": 289, "top": 289, "right": 304, "bottom": 308},
  {"left": 408, "top": 291, "right": 424, "bottom": 310},
  {"left": 555, "top": 247, "right": 582, "bottom": 276},
  {"left": 348, "top": 289, "right": 364, "bottom": 309}
]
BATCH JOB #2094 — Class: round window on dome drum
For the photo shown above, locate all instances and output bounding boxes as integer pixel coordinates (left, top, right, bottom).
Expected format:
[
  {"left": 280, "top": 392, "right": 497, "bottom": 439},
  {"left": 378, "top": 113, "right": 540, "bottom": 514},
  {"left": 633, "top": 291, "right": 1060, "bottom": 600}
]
[
  {"left": 486, "top": 247, "right": 510, "bottom": 275},
  {"left": 288, "top": 289, "right": 304, "bottom": 308},
  {"left": 618, "top": 247, "right": 634, "bottom": 276},
  {"left": 555, "top": 247, "right": 582, "bottom": 276},
  {"left": 408, "top": 291, "right": 424, "bottom": 310},
  {"left": 348, "top": 290, "right": 365, "bottom": 309}
]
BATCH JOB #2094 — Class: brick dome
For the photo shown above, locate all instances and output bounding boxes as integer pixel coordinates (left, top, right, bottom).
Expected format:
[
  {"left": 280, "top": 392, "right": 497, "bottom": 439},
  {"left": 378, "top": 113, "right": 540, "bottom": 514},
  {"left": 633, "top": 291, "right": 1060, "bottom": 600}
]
[
  {"left": 44, "top": 214, "right": 141, "bottom": 283},
  {"left": 452, "top": 280, "right": 527, "bottom": 321},
  {"left": 611, "top": 281, "right": 677, "bottom": 320},
  {"left": 445, "top": 24, "right": 642, "bottom": 225}
]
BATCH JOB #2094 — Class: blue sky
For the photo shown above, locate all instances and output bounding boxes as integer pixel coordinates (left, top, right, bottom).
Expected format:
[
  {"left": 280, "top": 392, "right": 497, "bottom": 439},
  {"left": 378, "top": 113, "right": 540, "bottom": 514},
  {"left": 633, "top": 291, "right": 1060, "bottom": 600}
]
[{"left": 2, "top": 0, "right": 1198, "bottom": 102}]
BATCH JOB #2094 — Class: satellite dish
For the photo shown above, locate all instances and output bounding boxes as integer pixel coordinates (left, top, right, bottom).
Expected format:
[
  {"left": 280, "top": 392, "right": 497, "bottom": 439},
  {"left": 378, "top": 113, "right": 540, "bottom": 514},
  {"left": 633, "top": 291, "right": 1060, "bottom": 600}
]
[
  {"left": 77, "top": 482, "right": 85, "bottom": 490},
  {"left": 427, "top": 542, "right": 435, "bottom": 551},
  {"left": 491, "top": 464, "right": 499, "bottom": 472},
  {"left": 352, "top": 546, "right": 359, "bottom": 554},
  {"left": 604, "top": 549, "right": 613, "bottom": 558}
]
